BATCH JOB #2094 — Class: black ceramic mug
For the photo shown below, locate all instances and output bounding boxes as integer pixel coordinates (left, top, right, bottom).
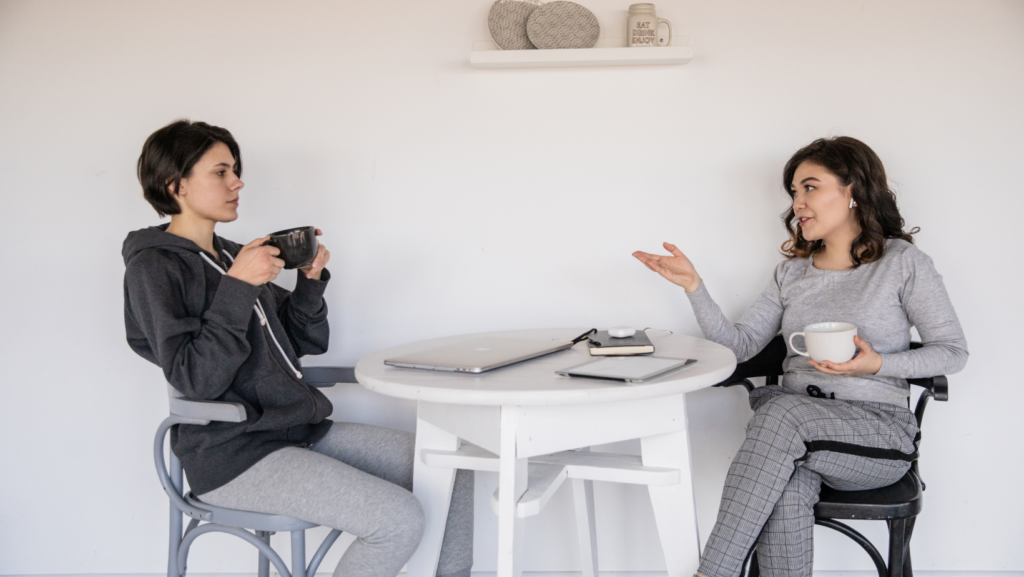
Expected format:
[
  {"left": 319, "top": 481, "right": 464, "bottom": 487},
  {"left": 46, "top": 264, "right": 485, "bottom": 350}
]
[{"left": 263, "top": 226, "right": 318, "bottom": 269}]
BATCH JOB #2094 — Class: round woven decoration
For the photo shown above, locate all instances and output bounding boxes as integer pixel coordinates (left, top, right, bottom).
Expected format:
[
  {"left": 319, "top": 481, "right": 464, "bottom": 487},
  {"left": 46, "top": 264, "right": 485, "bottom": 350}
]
[
  {"left": 489, "top": 0, "right": 539, "bottom": 51},
  {"left": 526, "top": 1, "right": 600, "bottom": 50}
]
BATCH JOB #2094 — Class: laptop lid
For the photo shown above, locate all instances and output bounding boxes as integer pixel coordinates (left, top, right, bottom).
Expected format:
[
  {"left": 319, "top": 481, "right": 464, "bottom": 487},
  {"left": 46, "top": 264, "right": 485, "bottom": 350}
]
[{"left": 384, "top": 336, "right": 576, "bottom": 373}]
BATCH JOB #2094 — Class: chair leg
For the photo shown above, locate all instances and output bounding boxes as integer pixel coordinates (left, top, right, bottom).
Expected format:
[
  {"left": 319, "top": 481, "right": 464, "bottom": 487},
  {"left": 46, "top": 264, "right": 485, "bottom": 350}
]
[
  {"left": 168, "top": 452, "right": 184, "bottom": 577},
  {"left": 887, "top": 518, "right": 907, "bottom": 577},
  {"left": 817, "top": 518, "right": 887, "bottom": 577},
  {"left": 181, "top": 524, "right": 291, "bottom": 577},
  {"left": 257, "top": 531, "right": 270, "bottom": 577},
  {"left": 291, "top": 531, "right": 306, "bottom": 577},
  {"left": 307, "top": 530, "right": 343, "bottom": 577},
  {"left": 902, "top": 517, "right": 917, "bottom": 577}
]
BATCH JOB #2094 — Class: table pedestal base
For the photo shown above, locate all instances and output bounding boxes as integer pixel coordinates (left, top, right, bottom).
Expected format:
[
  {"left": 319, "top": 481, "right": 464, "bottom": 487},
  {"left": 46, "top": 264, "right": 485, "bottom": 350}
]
[{"left": 407, "top": 394, "right": 701, "bottom": 577}]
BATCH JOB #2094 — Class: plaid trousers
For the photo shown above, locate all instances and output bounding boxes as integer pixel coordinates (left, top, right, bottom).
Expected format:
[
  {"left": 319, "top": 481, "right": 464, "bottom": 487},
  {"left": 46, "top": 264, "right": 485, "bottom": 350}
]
[{"left": 698, "top": 387, "right": 919, "bottom": 577}]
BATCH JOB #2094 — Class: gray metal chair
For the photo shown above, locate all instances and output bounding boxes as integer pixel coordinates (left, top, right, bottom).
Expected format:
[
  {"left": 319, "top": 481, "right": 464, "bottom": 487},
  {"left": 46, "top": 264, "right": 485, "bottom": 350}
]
[{"left": 155, "top": 367, "right": 357, "bottom": 577}]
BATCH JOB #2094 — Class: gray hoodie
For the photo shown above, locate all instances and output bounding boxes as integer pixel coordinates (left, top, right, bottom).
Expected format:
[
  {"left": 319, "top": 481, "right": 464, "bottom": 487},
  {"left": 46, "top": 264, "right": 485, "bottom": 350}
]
[{"left": 123, "top": 224, "right": 333, "bottom": 495}]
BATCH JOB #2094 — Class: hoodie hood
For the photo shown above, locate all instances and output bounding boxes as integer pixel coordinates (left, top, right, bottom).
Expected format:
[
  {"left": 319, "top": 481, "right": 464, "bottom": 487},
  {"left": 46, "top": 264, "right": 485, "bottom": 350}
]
[{"left": 122, "top": 224, "right": 237, "bottom": 266}]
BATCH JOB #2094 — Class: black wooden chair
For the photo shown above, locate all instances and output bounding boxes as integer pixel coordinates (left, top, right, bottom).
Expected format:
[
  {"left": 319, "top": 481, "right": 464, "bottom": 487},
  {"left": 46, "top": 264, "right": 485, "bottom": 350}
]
[{"left": 714, "top": 335, "right": 948, "bottom": 577}]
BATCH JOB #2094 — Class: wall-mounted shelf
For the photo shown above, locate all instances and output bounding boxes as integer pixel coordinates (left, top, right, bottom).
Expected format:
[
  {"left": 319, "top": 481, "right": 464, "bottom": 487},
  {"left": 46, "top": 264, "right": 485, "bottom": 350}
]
[{"left": 470, "top": 37, "right": 692, "bottom": 69}]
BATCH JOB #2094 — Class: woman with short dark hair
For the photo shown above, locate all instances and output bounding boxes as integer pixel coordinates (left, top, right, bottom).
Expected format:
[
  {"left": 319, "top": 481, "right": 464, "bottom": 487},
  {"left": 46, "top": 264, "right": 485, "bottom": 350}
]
[
  {"left": 124, "top": 120, "right": 473, "bottom": 577},
  {"left": 633, "top": 137, "right": 968, "bottom": 577}
]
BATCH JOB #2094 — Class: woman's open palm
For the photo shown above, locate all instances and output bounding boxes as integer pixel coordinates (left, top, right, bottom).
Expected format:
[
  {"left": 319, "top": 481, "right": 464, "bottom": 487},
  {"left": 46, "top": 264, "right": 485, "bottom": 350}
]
[{"left": 633, "top": 242, "right": 702, "bottom": 292}]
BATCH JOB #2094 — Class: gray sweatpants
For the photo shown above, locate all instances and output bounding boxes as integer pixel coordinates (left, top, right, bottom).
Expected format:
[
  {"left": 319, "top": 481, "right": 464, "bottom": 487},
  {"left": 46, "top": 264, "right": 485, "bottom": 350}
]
[
  {"left": 699, "top": 387, "right": 919, "bottom": 577},
  {"left": 199, "top": 422, "right": 474, "bottom": 577}
]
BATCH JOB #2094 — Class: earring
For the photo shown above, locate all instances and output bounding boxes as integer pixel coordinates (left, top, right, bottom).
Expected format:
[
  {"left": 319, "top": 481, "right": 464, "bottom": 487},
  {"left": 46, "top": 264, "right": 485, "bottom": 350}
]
[{"left": 849, "top": 198, "right": 857, "bottom": 209}]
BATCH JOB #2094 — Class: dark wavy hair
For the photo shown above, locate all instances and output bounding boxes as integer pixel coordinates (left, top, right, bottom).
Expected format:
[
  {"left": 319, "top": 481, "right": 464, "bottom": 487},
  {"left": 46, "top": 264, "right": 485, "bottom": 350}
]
[
  {"left": 781, "top": 136, "right": 917, "bottom": 267},
  {"left": 137, "top": 120, "right": 241, "bottom": 217}
]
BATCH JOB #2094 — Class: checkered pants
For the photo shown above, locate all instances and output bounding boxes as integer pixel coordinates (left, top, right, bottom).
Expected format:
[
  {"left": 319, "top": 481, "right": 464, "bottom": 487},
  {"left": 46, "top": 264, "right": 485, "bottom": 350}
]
[{"left": 698, "top": 387, "right": 919, "bottom": 577}]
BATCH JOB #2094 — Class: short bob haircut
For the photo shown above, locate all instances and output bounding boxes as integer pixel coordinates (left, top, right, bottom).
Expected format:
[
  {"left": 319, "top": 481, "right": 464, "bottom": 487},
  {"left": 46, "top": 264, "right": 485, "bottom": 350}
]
[
  {"left": 781, "top": 136, "right": 917, "bottom": 267},
  {"left": 137, "top": 120, "right": 241, "bottom": 217}
]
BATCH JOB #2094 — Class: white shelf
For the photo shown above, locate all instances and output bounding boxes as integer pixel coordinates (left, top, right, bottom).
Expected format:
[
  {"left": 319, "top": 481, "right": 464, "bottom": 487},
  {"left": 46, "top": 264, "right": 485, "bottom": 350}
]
[{"left": 470, "top": 38, "right": 693, "bottom": 69}]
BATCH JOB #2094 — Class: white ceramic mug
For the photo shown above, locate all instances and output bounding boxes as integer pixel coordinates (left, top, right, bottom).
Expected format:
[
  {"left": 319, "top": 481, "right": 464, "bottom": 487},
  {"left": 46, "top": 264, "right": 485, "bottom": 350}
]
[
  {"left": 788, "top": 322, "right": 858, "bottom": 363},
  {"left": 627, "top": 3, "right": 672, "bottom": 47}
]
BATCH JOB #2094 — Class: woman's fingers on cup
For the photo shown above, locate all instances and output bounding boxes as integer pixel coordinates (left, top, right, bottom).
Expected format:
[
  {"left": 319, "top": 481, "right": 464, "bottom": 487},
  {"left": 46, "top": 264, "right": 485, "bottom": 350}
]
[
  {"left": 852, "top": 335, "right": 883, "bottom": 374},
  {"left": 304, "top": 258, "right": 320, "bottom": 278},
  {"left": 853, "top": 335, "right": 874, "bottom": 351},
  {"left": 810, "top": 359, "right": 843, "bottom": 375},
  {"left": 247, "top": 236, "right": 271, "bottom": 250},
  {"left": 315, "top": 228, "right": 323, "bottom": 236},
  {"left": 817, "top": 354, "right": 870, "bottom": 376},
  {"left": 309, "top": 245, "right": 326, "bottom": 267},
  {"left": 824, "top": 359, "right": 854, "bottom": 372}
]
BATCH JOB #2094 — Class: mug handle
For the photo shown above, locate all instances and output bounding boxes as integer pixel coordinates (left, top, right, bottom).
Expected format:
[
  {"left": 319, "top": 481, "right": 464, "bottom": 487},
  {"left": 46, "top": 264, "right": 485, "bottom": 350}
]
[
  {"left": 657, "top": 18, "right": 672, "bottom": 46},
  {"left": 788, "top": 332, "right": 810, "bottom": 357}
]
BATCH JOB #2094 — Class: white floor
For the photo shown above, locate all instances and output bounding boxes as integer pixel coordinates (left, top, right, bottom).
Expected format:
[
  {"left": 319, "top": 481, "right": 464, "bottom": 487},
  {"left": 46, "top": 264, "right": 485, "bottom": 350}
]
[{"left": 9, "top": 569, "right": 1024, "bottom": 573}]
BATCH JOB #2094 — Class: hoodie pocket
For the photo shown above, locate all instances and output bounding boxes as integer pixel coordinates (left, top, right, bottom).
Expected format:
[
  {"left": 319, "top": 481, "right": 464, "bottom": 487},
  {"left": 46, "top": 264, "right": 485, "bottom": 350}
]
[{"left": 245, "top": 373, "right": 317, "bottom": 433}]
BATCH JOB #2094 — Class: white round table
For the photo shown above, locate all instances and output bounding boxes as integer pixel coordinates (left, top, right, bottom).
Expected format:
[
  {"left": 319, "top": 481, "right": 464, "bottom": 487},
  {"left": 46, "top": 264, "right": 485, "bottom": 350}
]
[{"left": 355, "top": 328, "right": 736, "bottom": 577}]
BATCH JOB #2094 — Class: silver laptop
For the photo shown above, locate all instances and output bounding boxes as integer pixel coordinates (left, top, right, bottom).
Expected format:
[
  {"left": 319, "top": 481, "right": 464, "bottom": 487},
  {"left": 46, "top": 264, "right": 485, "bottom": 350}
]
[{"left": 384, "top": 336, "right": 576, "bottom": 373}]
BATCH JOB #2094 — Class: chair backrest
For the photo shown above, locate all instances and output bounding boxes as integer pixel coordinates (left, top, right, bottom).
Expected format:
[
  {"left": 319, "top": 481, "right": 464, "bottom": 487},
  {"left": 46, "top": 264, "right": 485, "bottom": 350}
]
[{"left": 727, "top": 336, "right": 788, "bottom": 386}]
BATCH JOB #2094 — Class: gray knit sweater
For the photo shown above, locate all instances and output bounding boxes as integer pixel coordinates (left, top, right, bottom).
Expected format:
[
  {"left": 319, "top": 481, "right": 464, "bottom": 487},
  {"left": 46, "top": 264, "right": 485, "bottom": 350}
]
[{"left": 686, "top": 239, "right": 968, "bottom": 406}]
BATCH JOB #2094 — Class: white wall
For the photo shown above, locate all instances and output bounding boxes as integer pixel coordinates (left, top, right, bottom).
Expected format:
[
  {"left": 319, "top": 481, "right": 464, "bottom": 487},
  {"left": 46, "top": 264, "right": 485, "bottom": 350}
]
[{"left": 1, "top": 0, "right": 1022, "bottom": 573}]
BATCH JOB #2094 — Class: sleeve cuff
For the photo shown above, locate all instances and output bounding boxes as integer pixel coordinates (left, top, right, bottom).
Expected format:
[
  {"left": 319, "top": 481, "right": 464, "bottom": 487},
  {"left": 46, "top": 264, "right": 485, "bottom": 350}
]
[
  {"left": 207, "top": 274, "right": 262, "bottom": 327},
  {"left": 290, "top": 268, "right": 330, "bottom": 312},
  {"left": 875, "top": 353, "right": 904, "bottom": 378},
  {"left": 685, "top": 280, "right": 712, "bottom": 308}
]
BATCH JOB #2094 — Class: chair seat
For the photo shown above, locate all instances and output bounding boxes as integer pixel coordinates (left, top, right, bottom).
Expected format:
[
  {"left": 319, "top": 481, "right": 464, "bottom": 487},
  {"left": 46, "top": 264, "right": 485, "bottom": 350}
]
[
  {"left": 815, "top": 470, "right": 922, "bottom": 521},
  {"left": 185, "top": 492, "right": 318, "bottom": 532}
]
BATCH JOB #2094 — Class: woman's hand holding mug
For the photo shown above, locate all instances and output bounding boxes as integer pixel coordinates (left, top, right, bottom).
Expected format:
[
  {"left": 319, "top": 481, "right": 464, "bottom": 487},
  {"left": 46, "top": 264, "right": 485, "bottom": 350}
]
[
  {"left": 810, "top": 335, "right": 883, "bottom": 377},
  {"left": 298, "top": 229, "right": 330, "bottom": 280},
  {"left": 632, "top": 242, "right": 703, "bottom": 293},
  {"left": 227, "top": 237, "right": 285, "bottom": 286}
]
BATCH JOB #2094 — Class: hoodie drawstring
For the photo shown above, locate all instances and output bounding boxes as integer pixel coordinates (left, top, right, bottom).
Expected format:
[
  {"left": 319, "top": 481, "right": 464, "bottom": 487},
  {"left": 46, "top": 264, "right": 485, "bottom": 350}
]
[{"left": 200, "top": 251, "right": 304, "bottom": 380}]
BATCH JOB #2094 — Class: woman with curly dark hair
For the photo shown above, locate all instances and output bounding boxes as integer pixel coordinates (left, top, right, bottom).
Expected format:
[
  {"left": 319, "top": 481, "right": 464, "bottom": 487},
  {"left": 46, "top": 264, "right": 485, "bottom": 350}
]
[{"left": 633, "top": 137, "right": 968, "bottom": 577}]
